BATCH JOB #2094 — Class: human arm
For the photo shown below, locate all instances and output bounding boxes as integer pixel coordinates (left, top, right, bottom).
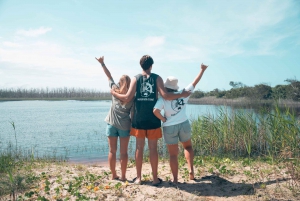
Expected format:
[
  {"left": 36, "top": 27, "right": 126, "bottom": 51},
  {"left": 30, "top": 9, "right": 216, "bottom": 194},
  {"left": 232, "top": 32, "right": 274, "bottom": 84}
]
[
  {"left": 156, "top": 76, "right": 191, "bottom": 100},
  {"left": 191, "top": 63, "right": 208, "bottom": 88},
  {"left": 95, "top": 56, "right": 112, "bottom": 80},
  {"left": 111, "top": 77, "right": 137, "bottom": 102},
  {"left": 153, "top": 108, "right": 167, "bottom": 123}
]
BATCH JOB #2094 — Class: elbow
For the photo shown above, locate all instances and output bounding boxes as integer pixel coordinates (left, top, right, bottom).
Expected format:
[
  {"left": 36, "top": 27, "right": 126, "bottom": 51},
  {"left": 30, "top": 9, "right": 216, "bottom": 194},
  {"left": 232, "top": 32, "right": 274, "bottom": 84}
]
[{"left": 153, "top": 108, "right": 160, "bottom": 116}]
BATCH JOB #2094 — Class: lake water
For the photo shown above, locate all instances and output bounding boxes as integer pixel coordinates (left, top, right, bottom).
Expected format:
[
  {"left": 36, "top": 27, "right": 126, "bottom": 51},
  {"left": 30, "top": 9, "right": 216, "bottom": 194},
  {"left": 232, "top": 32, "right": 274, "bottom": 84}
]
[{"left": 0, "top": 100, "right": 221, "bottom": 164}]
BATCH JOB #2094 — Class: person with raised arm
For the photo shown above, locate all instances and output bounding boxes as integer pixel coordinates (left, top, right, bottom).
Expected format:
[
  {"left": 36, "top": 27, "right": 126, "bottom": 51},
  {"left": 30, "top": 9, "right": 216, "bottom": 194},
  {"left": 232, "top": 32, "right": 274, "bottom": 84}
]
[
  {"left": 95, "top": 56, "right": 134, "bottom": 182},
  {"left": 111, "top": 55, "right": 191, "bottom": 186},
  {"left": 153, "top": 63, "right": 208, "bottom": 185}
]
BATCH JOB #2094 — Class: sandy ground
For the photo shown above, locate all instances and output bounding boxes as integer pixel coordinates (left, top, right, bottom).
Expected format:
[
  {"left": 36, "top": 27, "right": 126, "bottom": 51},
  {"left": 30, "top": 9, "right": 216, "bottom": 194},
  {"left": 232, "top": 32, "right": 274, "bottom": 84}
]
[{"left": 2, "top": 159, "right": 299, "bottom": 201}]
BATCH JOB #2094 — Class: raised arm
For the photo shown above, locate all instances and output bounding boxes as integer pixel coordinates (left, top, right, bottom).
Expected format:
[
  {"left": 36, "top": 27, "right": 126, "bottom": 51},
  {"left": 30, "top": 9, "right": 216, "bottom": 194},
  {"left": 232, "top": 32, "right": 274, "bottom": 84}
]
[
  {"left": 191, "top": 63, "right": 208, "bottom": 88},
  {"left": 111, "top": 77, "right": 137, "bottom": 102},
  {"left": 95, "top": 56, "right": 112, "bottom": 80},
  {"left": 156, "top": 76, "right": 191, "bottom": 100}
]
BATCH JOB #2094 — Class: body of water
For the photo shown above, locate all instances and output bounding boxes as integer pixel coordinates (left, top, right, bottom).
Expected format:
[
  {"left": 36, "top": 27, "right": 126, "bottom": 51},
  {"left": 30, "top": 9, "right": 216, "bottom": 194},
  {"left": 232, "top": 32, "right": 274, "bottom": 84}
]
[{"left": 0, "top": 100, "right": 220, "bottom": 163}]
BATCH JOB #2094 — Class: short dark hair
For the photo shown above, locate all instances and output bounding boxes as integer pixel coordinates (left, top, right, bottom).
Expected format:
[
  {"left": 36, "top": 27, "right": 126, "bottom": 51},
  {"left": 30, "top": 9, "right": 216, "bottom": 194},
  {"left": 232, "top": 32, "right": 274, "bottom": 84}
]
[
  {"left": 166, "top": 88, "right": 178, "bottom": 92},
  {"left": 140, "top": 55, "right": 154, "bottom": 70}
]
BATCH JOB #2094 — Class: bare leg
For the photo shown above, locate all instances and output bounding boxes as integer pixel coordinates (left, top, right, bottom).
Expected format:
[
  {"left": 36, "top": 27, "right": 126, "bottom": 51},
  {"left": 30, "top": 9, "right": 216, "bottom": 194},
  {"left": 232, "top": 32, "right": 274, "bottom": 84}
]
[
  {"left": 107, "top": 137, "right": 119, "bottom": 180},
  {"left": 135, "top": 138, "right": 145, "bottom": 183},
  {"left": 181, "top": 139, "right": 194, "bottom": 180},
  {"left": 167, "top": 144, "right": 179, "bottom": 184},
  {"left": 148, "top": 139, "right": 160, "bottom": 184},
  {"left": 119, "top": 136, "right": 130, "bottom": 181}
]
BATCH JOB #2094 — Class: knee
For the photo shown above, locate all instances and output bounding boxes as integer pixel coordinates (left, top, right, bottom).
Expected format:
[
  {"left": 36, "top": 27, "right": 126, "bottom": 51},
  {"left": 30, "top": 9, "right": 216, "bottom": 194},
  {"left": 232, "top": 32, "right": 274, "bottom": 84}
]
[
  {"left": 109, "top": 148, "right": 117, "bottom": 154},
  {"left": 149, "top": 148, "right": 158, "bottom": 155},
  {"left": 184, "top": 145, "right": 193, "bottom": 151},
  {"left": 168, "top": 150, "right": 178, "bottom": 157},
  {"left": 169, "top": 152, "right": 178, "bottom": 158},
  {"left": 120, "top": 152, "right": 128, "bottom": 158}
]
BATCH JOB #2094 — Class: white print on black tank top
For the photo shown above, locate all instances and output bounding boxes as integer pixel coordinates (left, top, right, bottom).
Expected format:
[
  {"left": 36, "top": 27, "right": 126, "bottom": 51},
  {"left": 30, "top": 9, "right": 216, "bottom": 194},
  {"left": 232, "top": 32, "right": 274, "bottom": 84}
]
[
  {"left": 171, "top": 98, "right": 185, "bottom": 116},
  {"left": 137, "top": 78, "right": 155, "bottom": 101}
]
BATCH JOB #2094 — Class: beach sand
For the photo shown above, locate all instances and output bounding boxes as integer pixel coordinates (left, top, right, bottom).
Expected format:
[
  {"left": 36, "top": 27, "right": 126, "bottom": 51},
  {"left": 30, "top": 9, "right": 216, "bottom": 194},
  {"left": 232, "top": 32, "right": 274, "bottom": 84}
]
[{"left": 3, "top": 158, "right": 298, "bottom": 201}]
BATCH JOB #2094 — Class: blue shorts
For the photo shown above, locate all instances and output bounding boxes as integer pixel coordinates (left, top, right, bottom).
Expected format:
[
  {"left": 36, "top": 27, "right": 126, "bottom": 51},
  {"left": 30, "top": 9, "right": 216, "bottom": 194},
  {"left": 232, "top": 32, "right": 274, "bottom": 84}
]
[
  {"left": 106, "top": 124, "right": 130, "bottom": 137},
  {"left": 162, "top": 120, "right": 191, "bottom": 145}
]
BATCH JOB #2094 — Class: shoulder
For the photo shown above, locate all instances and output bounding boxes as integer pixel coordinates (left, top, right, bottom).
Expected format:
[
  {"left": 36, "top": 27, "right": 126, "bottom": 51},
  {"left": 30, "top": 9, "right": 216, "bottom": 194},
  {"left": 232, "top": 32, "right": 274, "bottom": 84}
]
[
  {"left": 109, "top": 78, "right": 118, "bottom": 89},
  {"left": 154, "top": 96, "right": 164, "bottom": 108},
  {"left": 135, "top": 74, "right": 142, "bottom": 79},
  {"left": 151, "top": 73, "right": 159, "bottom": 78}
]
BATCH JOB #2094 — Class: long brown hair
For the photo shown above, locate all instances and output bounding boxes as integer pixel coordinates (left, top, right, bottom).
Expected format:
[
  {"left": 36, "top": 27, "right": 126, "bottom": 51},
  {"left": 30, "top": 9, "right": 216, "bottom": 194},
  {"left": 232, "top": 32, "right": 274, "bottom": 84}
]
[{"left": 114, "top": 75, "right": 131, "bottom": 94}]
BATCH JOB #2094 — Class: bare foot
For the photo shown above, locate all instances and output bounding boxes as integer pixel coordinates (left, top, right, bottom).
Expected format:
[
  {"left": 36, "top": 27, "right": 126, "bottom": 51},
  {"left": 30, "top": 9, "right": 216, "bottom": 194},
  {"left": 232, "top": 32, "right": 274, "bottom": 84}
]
[
  {"left": 152, "top": 178, "right": 162, "bottom": 186},
  {"left": 133, "top": 177, "right": 142, "bottom": 185},
  {"left": 111, "top": 175, "right": 119, "bottom": 180},
  {"left": 189, "top": 172, "right": 195, "bottom": 180},
  {"left": 120, "top": 177, "right": 127, "bottom": 182}
]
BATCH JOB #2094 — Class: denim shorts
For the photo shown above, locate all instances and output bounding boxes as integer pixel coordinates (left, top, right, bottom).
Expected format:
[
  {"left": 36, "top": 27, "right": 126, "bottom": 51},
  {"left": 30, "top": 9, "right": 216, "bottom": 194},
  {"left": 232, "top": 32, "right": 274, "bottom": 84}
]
[
  {"left": 106, "top": 124, "right": 130, "bottom": 137},
  {"left": 162, "top": 120, "right": 191, "bottom": 145}
]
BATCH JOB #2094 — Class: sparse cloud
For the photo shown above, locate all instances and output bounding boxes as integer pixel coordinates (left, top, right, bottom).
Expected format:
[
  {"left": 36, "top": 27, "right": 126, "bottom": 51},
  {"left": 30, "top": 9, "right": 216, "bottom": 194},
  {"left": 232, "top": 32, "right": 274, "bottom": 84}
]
[
  {"left": 2, "top": 41, "right": 21, "bottom": 48},
  {"left": 16, "top": 27, "right": 52, "bottom": 37},
  {"left": 0, "top": 0, "right": 299, "bottom": 90},
  {"left": 144, "top": 36, "right": 165, "bottom": 47}
]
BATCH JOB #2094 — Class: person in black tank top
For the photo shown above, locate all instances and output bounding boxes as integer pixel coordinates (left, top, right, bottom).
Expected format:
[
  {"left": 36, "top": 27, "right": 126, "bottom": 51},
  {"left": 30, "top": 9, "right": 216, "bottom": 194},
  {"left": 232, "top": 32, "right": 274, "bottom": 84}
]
[
  {"left": 132, "top": 73, "right": 161, "bottom": 129},
  {"left": 111, "top": 55, "right": 191, "bottom": 186}
]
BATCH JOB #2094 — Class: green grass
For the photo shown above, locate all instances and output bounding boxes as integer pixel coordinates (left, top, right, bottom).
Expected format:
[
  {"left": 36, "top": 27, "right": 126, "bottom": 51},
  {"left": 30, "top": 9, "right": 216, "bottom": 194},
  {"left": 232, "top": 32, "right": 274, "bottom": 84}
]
[
  {"left": 0, "top": 142, "right": 66, "bottom": 200},
  {"left": 190, "top": 105, "right": 300, "bottom": 161}
]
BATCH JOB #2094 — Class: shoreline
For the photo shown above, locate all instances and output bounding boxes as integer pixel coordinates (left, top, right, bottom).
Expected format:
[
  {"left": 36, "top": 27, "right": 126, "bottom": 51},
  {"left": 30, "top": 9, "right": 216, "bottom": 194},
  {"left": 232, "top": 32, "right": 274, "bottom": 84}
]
[
  {"left": 67, "top": 157, "right": 110, "bottom": 167},
  {"left": 1, "top": 97, "right": 299, "bottom": 108}
]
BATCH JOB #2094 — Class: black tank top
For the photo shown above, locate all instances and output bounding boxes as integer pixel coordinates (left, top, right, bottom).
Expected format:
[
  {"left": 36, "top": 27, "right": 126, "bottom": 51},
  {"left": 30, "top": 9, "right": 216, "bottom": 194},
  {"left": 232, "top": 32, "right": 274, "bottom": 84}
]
[{"left": 132, "top": 73, "right": 161, "bottom": 129}]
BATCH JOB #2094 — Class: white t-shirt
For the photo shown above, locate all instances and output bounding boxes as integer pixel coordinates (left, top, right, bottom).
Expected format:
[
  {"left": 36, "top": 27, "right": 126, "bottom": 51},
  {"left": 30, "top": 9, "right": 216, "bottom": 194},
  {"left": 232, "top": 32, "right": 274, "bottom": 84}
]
[{"left": 154, "top": 83, "right": 194, "bottom": 127}]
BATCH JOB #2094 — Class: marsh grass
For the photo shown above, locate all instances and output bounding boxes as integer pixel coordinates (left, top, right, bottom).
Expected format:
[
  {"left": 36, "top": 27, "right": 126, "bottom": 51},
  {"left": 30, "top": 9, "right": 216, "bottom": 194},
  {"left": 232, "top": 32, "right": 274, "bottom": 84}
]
[
  {"left": 0, "top": 138, "right": 66, "bottom": 200},
  {"left": 190, "top": 105, "right": 300, "bottom": 161}
]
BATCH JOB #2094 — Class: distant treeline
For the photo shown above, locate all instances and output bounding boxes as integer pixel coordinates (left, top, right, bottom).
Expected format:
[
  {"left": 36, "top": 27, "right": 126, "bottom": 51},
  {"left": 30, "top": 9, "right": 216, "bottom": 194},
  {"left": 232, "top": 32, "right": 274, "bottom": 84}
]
[
  {"left": 191, "top": 78, "right": 300, "bottom": 102},
  {"left": 0, "top": 87, "right": 111, "bottom": 100},
  {"left": 1, "top": 78, "right": 299, "bottom": 101}
]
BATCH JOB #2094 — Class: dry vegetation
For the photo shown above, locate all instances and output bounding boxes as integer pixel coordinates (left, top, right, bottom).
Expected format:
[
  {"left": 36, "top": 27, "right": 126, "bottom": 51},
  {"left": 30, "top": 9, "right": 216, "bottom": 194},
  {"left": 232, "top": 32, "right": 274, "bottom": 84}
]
[{"left": 1, "top": 157, "right": 299, "bottom": 201}]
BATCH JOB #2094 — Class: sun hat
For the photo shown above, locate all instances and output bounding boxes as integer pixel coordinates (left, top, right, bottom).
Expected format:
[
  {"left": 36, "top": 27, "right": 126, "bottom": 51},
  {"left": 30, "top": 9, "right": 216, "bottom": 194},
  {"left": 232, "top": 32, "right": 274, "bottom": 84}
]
[{"left": 164, "top": 76, "right": 179, "bottom": 90}]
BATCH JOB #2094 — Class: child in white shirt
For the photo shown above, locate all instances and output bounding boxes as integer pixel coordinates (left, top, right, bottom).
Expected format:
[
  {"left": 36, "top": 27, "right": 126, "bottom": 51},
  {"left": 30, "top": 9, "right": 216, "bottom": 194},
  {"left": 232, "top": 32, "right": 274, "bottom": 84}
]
[{"left": 153, "top": 63, "right": 208, "bottom": 184}]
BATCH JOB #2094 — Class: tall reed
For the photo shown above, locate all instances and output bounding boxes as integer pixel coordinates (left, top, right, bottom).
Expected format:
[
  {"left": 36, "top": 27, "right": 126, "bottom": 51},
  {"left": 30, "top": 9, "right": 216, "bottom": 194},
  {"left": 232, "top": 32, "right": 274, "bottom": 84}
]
[{"left": 191, "top": 105, "right": 300, "bottom": 160}]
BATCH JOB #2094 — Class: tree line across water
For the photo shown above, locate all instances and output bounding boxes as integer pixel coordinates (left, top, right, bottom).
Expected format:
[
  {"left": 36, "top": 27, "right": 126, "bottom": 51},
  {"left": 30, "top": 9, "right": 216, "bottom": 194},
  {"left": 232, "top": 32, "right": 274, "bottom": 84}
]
[
  {"left": 0, "top": 78, "right": 299, "bottom": 101},
  {"left": 0, "top": 87, "right": 111, "bottom": 100},
  {"left": 191, "top": 78, "right": 300, "bottom": 102}
]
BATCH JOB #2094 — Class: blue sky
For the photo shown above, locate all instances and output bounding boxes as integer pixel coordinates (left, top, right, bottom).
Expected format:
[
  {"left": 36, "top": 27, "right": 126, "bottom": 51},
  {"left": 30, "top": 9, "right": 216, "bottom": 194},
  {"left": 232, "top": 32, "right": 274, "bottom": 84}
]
[{"left": 0, "top": 0, "right": 300, "bottom": 92}]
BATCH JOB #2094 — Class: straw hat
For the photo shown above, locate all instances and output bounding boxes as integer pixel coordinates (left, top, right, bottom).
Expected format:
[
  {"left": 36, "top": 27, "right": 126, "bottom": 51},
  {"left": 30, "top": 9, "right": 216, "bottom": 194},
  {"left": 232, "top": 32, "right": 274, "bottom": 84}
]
[{"left": 164, "top": 76, "right": 179, "bottom": 90}]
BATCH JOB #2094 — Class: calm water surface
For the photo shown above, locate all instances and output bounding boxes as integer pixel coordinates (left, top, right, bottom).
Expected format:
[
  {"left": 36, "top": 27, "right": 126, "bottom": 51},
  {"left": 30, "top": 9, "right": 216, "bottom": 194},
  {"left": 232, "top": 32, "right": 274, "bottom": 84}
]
[{"left": 0, "top": 100, "right": 220, "bottom": 163}]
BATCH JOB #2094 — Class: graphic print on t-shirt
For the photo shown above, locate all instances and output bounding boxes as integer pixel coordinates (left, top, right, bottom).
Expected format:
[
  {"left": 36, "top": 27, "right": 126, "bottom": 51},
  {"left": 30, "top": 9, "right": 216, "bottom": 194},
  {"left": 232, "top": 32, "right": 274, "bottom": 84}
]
[
  {"left": 115, "top": 101, "right": 127, "bottom": 109},
  {"left": 171, "top": 98, "right": 185, "bottom": 115},
  {"left": 140, "top": 80, "right": 154, "bottom": 97}
]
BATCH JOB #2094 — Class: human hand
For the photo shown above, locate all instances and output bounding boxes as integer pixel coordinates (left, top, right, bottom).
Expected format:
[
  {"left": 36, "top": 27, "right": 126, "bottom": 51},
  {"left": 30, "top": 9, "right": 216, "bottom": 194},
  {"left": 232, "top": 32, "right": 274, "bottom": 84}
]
[
  {"left": 201, "top": 63, "right": 208, "bottom": 71},
  {"left": 95, "top": 56, "right": 105, "bottom": 65},
  {"left": 181, "top": 88, "right": 192, "bottom": 98},
  {"left": 110, "top": 89, "right": 115, "bottom": 95}
]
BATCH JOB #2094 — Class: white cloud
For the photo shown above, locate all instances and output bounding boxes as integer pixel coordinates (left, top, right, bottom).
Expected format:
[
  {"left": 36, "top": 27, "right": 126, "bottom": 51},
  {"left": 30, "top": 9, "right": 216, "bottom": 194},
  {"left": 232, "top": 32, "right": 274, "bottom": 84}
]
[
  {"left": 16, "top": 27, "right": 52, "bottom": 37},
  {"left": 162, "top": 0, "right": 298, "bottom": 58},
  {"left": 144, "top": 36, "right": 165, "bottom": 47},
  {"left": 2, "top": 41, "right": 21, "bottom": 48}
]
